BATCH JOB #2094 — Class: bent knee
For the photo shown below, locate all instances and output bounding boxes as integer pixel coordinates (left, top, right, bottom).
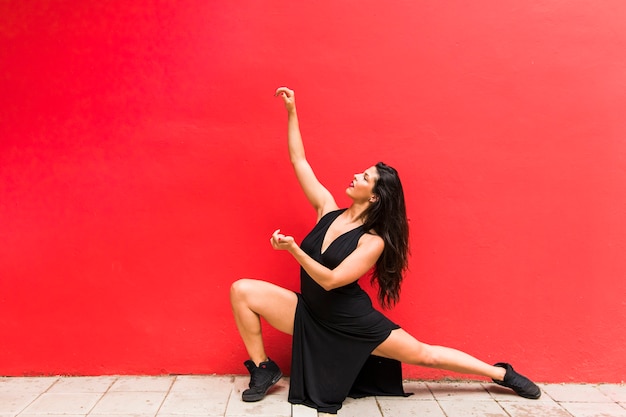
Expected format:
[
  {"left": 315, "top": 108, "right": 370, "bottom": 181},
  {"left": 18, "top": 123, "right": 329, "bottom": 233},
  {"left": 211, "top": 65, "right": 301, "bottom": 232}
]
[{"left": 230, "top": 278, "right": 256, "bottom": 302}]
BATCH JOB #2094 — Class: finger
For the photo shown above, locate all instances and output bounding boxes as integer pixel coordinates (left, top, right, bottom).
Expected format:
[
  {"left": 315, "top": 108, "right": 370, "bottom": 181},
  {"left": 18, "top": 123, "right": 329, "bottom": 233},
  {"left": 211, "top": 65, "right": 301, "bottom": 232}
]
[{"left": 275, "top": 87, "right": 292, "bottom": 97}]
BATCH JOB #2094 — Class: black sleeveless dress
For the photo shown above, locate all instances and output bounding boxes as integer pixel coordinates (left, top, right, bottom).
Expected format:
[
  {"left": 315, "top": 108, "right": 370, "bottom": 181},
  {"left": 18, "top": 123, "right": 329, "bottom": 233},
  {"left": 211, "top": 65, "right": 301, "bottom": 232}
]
[{"left": 288, "top": 209, "right": 408, "bottom": 413}]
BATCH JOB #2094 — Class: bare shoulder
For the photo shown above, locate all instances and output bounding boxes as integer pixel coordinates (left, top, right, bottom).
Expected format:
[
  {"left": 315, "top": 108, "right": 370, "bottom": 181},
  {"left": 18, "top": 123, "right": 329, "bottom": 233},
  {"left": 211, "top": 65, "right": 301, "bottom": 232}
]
[{"left": 358, "top": 231, "right": 384, "bottom": 253}]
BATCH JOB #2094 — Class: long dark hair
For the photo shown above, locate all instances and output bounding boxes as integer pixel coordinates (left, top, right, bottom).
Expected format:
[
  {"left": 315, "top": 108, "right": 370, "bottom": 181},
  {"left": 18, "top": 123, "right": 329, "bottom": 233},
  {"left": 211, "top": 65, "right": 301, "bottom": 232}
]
[{"left": 361, "top": 162, "right": 410, "bottom": 309}]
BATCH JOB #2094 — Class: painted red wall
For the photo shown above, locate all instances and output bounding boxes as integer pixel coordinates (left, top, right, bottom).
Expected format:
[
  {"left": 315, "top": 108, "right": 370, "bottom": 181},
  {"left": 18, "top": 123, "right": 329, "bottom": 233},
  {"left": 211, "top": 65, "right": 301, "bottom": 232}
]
[{"left": 1, "top": 1, "right": 625, "bottom": 382}]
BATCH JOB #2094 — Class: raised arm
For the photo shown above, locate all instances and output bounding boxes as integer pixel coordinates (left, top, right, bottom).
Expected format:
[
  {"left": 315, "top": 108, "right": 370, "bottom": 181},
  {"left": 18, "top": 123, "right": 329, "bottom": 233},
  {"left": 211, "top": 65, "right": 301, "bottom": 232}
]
[{"left": 275, "top": 87, "right": 338, "bottom": 220}]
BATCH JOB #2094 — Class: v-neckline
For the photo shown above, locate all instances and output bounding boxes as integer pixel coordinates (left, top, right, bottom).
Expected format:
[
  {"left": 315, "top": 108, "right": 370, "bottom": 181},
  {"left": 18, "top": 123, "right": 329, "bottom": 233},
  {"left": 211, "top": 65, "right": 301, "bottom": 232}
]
[{"left": 320, "top": 212, "right": 363, "bottom": 255}]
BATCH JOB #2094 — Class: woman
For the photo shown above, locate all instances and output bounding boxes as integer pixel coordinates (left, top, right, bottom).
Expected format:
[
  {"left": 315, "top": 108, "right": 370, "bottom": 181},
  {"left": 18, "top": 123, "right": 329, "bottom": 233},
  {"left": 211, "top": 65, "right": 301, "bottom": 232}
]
[{"left": 230, "top": 87, "right": 541, "bottom": 413}]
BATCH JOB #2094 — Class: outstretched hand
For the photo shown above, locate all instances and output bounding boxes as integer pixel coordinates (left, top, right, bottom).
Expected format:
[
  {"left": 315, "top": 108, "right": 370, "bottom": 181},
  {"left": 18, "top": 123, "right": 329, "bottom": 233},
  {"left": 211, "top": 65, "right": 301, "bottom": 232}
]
[
  {"left": 275, "top": 87, "right": 296, "bottom": 112},
  {"left": 270, "top": 229, "right": 296, "bottom": 252}
]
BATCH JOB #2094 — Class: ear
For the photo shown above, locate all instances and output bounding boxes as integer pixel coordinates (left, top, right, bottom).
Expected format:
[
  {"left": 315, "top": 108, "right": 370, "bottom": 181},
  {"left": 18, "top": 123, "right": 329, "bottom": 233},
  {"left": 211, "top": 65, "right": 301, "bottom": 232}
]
[{"left": 369, "top": 195, "right": 378, "bottom": 203}]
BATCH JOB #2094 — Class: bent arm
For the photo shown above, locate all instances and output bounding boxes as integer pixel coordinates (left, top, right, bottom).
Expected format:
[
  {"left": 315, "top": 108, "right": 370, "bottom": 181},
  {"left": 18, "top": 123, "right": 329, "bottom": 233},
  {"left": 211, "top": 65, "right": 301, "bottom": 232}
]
[
  {"left": 276, "top": 87, "right": 338, "bottom": 219},
  {"left": 271, "top": 230, "right": 384, "bottom": 290}
]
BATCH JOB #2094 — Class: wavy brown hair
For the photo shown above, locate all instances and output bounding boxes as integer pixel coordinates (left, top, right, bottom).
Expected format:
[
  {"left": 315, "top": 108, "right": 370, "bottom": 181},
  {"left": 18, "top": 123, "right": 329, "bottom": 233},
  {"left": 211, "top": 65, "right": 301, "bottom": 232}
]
[{"left": 361, "top": 162, "right": 410, "bottom": 309}]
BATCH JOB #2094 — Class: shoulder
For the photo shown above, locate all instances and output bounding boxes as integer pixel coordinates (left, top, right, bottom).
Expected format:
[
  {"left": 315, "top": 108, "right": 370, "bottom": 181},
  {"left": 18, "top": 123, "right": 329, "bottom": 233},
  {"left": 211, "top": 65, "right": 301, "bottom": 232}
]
[{"left": 358, "top": 231, "right": 384, "bottom": 253}]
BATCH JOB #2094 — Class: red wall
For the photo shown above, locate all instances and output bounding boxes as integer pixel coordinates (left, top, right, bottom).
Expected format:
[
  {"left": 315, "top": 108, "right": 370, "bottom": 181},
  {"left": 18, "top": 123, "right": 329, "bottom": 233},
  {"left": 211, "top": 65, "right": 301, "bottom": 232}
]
[{"left": 2, "top": 1, "right": 625, "bottom": 382}]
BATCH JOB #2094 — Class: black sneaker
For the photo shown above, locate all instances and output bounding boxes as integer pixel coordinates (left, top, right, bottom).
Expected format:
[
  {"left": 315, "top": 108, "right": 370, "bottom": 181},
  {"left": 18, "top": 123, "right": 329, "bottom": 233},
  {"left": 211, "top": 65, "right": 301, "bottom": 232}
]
[
  {"left": 242, "top": 358, "right": 283, "bottom": 402},
  {"left": 492, "top": 362, "right": 541, "bottom": 399}
]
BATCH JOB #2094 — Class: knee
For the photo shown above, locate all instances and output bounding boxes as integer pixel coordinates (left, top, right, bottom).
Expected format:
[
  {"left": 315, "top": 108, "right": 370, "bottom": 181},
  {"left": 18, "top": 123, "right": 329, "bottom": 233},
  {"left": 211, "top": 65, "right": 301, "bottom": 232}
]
[
  {"left": 230, "top": 278, "right": 254, "bottom": 303},
  {"left": 412, "top": 343, "right": 440, "bottom": 368}
]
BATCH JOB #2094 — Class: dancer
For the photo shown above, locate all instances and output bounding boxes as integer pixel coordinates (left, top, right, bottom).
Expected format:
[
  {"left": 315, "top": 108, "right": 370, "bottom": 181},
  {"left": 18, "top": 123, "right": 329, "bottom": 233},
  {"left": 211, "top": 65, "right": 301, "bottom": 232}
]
[{"left": 230, "top": 87, "right": 541, "bottom": 414}]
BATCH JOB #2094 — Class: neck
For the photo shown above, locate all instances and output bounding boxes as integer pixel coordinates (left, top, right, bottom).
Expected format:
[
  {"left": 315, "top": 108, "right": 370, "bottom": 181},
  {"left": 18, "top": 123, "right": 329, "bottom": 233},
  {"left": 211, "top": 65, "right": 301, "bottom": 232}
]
[{"left": 345, "top": 202, "right": 369, "bottom": 224}]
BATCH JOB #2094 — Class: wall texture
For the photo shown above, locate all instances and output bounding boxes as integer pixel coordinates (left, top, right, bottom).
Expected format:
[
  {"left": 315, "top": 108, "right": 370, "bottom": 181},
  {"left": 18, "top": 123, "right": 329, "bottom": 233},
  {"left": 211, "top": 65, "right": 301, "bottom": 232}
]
[{"left": 1, "top": 1, "right": 625, "bottom": 382}]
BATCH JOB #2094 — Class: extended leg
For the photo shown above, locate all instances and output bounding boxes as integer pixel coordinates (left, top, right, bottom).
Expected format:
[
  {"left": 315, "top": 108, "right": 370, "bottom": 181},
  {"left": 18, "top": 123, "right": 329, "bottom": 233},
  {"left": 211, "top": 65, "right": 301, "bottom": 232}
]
[
  {"left": 372, "top": 329, "right": 505, "bottom": 379},
  {"left": 372, "top": 329, "right": 541, "bottom": 399}
]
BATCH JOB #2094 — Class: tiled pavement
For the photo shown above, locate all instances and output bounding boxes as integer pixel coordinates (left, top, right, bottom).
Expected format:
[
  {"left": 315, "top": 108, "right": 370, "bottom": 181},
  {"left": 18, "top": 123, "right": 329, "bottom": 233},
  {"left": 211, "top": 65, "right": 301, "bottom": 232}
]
[{"left": 1, "top": 376, "right": 625, "bottom": 417}]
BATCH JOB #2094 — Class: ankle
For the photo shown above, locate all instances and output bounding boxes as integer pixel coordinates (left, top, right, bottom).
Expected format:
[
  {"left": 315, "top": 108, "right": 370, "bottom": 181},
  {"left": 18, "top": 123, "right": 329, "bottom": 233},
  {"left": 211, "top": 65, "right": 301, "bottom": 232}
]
[
  {"left": 251, "top": 357, "right": 269, "bottom": 367},
  {"left": 492, "top": 366, "right": 506, "bottom": 381}
]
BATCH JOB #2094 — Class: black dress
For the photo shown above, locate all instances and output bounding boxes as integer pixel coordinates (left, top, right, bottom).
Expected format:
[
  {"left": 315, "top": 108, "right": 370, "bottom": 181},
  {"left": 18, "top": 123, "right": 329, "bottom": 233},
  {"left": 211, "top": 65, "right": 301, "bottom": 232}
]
[{"left": 288, "top": 209, "right": 408, "bottom": 413}]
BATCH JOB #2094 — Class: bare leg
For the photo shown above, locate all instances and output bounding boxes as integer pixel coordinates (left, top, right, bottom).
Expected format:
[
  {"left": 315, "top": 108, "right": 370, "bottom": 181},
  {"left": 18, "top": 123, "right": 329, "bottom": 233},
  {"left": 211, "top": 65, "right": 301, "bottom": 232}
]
[
  {"left": 230, "top": 278, "right": 298, "bottom": 365},
  {"left": 372, "top": 329, "right": 506, "bottom": 381}
]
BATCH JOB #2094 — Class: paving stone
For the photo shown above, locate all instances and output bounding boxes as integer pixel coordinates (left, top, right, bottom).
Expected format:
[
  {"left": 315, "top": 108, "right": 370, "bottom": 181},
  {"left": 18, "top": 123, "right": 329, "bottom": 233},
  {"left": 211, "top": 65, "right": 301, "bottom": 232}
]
[
  {"left": 500, "top": 402, "right": 573, "bottom": 417},
  {"left": 225, "top": 392, "right": 292, "bottom": 417},
  {"left": 400, "top": 381, "right": 435, "bottom": 399},
  {"left": 158, "top": 392, "right": 229, "bottom": 416},
  {"left": 158, "top": 413, "right": 224, "bottom": 417},
  {"left": 427, "top": 381, "right": 492, "bottom": 401},
  {"left": 169, "top": 375, "right": 234, "bottom": 396},
  {"left": 438, "top": 399, "right": 508, "bottom": 416},
  {"left": 20, "top": 392, "right": 102, "bottom": 415},
  {"left": 0, "top": 392, "right": 41, "bottom": 415},
  {"left": 292, "top": 403, "right": 318, "bottom": 417},
  {"left": 108, "top": 375, "right": 175, "bottom": 392},
  {"left": 0, "top": 377, "right": 57, "bottom": 394},
  {"left": 334, "top": 397, "right": 381, "bottom": 417},
  {"left": 92, "top": 415, "right": 158, "bottom": 417},
  {"left": 89, "top": 391, "right": 166, "bottom": 415},
  {"left": 377, "top": 398, "right": 445, "bottom": 416},
  {"left": 597, "top": 385, "right": 626, "bottom": 403},
  {"left": 47, "top": 376, "right": 117, "bottom": 393},
  {"left": 17, "top": 414, "right": 86, "bottom": 417},
  {"left": 541, "top": 384, "right": 612, "bottom": 403},
  {"left": 560, "top": 401, "right": 626, "bottom": 417}
]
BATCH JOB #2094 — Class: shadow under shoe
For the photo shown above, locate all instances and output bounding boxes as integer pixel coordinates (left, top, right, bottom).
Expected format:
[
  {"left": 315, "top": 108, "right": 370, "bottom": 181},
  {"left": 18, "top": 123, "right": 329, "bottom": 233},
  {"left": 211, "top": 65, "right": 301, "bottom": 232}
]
[
  {"left": 492, "top": 362, "right": 541, "bottom": 399},
  {"left": 242, "top": 358, "right": 283, "bottom": 402}
]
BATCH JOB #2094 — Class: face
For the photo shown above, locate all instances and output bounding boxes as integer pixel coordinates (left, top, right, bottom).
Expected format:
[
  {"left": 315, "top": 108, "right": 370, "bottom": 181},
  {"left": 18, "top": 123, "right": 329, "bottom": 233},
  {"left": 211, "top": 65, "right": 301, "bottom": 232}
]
[{"left": 346, "top": 166, "right": 379, "bottom": 203}]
